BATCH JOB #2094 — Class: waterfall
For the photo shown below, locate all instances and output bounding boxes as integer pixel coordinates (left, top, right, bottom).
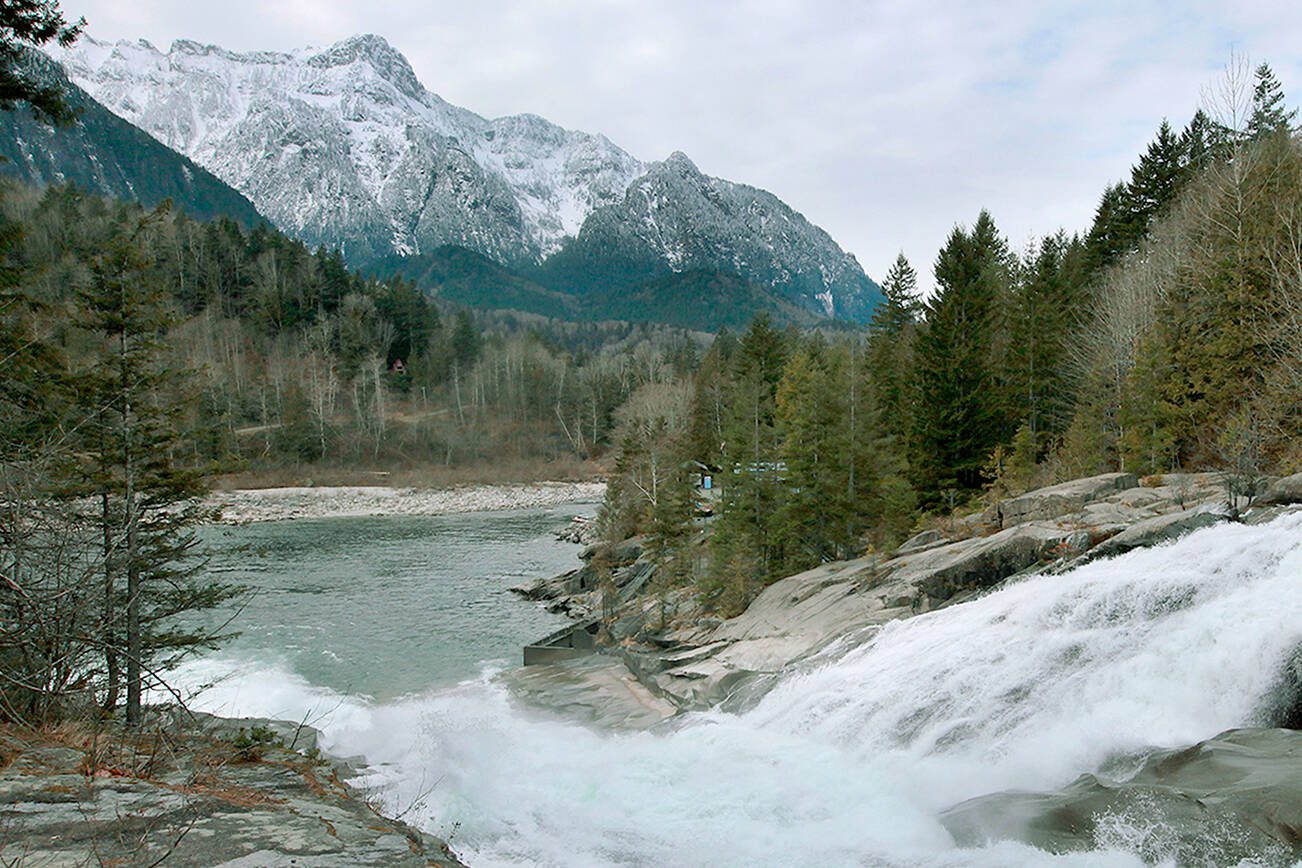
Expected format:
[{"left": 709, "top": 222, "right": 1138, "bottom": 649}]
[{"left": 171, "top": 512, "right": 1302, "bottom": 866}]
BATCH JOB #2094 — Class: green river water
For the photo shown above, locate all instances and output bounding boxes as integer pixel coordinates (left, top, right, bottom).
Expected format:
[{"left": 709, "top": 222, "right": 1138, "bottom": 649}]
[{"left": 187, "top": 502, "right": 594, "bottom": 703}]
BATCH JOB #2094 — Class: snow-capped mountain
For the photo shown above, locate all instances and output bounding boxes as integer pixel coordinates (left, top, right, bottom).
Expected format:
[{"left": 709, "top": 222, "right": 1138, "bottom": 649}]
[
  {"left": 58, "top": 33, "right": 880, "bottom": 320},
  {"left": 544, "top": 151, "right": 879, "bottom": 321}
]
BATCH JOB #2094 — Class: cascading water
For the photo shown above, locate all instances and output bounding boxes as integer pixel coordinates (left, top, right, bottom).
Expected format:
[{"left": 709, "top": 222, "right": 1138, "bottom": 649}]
[{"left": 171, "top": 512, "right": 1302, "bottom": 867}]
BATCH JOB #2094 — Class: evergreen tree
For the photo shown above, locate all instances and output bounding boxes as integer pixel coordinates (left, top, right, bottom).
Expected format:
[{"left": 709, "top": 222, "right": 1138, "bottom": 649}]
[
  {"left": 1247, "top": 62, "right": 1297, "bottom": 141},
  {"left": 773, "top": 346, "right": 840, "bottom": 571},
  {"left": 1128, "top": 120, "right": 1184, "bottom": 229},
  {"left": 870, "top": 253, "right": 920, "bottom": 336},
  {"left": 0, "top": 0, "right": 84, "bottom": 122},
  {"left": 912, "top": 211, "right": 1011, "bottom": 501},
  {"left": 77, "top": 212, "right": 242, "bottom": 725},
  {"left": 1178, "top": 109, "right": 1221, "bottom": 181},
  {"left": 706, "top": 315, "right": 786, "bottom": 612},
  {"left": 1007, "top": 232, "right": 1081, "bottom": 439},
  {"left": 1083, "top": 182, "right": 1133, "bottom": 274}
]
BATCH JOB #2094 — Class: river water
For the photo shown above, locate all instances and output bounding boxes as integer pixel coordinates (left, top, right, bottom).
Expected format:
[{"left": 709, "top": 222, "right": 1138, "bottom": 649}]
[
  {"left": 177, "top": 503, "right": 589, "bottom": 704},
  {"left": 169, "top": 507, "right": 1302, "bottom": 867}
]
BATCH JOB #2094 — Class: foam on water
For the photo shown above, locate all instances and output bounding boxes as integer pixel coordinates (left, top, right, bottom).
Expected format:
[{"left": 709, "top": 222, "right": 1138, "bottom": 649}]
[{"left": 166, "top": 513, "right": 1302, "bottom": 867}]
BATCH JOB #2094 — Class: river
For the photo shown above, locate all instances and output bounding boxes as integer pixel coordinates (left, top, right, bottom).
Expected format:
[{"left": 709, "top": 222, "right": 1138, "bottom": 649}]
[{"left": 168, "top": 506, "right": 1302, "bottom": 867}]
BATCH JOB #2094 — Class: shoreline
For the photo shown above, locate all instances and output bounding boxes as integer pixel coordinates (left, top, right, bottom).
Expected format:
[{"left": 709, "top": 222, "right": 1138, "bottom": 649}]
[{"left": 206, "top": 480, "right": 606, "bottom": 524}]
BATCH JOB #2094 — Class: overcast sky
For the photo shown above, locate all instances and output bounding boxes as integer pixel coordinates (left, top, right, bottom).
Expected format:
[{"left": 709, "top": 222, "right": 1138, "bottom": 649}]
[{"left": 61, "top": 0, "right": 1302, "bottom": 290}]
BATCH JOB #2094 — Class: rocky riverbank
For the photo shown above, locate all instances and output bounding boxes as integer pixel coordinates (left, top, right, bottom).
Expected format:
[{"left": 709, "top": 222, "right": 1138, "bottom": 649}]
[
  {"left": 505, "top": 470, "right": 1302, "bottom": 859},
  {"left": 206, "top": 481, "right": 606, "bottom": 524},
  {"left": 513, "top": 471, "right": 1302, "bottom": 721},
  {"left": 0, "top": 711, "right": 465, "bottom": 867}
]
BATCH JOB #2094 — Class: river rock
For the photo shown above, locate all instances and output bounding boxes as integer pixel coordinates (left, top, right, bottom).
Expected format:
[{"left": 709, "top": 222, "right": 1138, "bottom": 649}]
[
  {"left": 941, "top": 728, "right": 1302, "bottom": 863},
  {"left": 1086, "top": 504, "right": 1230, "bottom": 560},
  {"left": 502, "top": 654, "right": 678, "bottom": 729},
  {"left": 1258, "top": 472, "right": 1302, "bottom": 506},
  {"left": 183, "top": 710, "right": 321, "bottom": 753},
  {"left": 641, "top": 521, "right": 1094, "bottom": 710},
  {"left": 509, "top": 472, "right": 1297, "bottom": 724}
]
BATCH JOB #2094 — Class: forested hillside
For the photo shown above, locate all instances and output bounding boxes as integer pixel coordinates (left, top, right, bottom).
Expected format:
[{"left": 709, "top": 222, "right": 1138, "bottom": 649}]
[
  {"left": 600, "top": 60, "right": 1302, "bottom": 615},
  {"left": 0, "top": 181, "right": 711, "bottom": 486}
]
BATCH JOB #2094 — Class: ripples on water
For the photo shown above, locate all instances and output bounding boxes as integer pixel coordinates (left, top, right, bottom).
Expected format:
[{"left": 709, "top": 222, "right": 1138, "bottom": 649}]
[{"left": 183, "top": 504, "right": 590, "bottom": 701}]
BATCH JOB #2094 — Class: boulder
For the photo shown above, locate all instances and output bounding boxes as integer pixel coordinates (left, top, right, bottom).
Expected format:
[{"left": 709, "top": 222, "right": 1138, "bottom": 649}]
[
  {"left": 1258, "top": 472, "right": 1302, "bottom": 506},
  {"left": 501, "top": 654, "right": 678, "bottom": 729},
  {"left": 941, "top": 728, "right": 1302, "bottom": 862},
  {"left": 183, "top": 710, "right": 321, "bottom": 753},
  {"left": 994, "top": 473, "right": 1138, "bottom": 528},
  {"left": 1086, "top": 504, "right": 1229, "bottom": 560},
  {"left": 889, "top": 522, "right": 1090, "bottom": 605},
  {"left": 644, "top": 522, "right": 1089, "bottom": 711}
]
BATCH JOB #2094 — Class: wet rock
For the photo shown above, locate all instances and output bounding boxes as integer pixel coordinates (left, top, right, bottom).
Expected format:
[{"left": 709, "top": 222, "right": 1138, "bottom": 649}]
[
  {"left": 1086, "top": 504, "right": 1230, "bottom": 560},
  {"left": 182, "top": 711, "right": 321, "bottom": 753},
  {"left": 501, "top": 654, "right": 678, "bottom": 729},
  {"left": 941, "top": 728, "right": 1302, "bottom": 863},
  {"left": 508, "top": 473, "right": 1298, "bottom": 725}
]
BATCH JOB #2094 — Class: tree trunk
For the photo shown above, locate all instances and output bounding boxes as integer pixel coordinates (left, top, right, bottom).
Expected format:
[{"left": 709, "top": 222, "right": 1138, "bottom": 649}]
[{"left": 100, "top": 490, "right": 119, "bottom": 712}]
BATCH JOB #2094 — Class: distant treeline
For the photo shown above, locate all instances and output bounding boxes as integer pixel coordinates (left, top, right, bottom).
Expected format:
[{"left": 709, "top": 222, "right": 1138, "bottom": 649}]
[{"left": 0, "top": 181, "right": 712, "bottom": 475}]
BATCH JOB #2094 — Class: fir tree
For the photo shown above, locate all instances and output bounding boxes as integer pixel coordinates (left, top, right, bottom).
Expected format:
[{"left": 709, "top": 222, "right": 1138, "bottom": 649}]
[
  {"left": 913, "top": 211, "right": 1011, "bottom": 500},
  {"left": 706, "top": 315, "right": 786, "bottom": 612},
  {"left": 1007, "top": 233, "right": 1081, "bottom": 439},
  {"left": 1083, "top": 182, "right": 1133, "bottom": 274},
  {"left": 77, "top": 212, "right": 242, "bottom": 725},
  {"left": 870, "top": 253, "right": 920, "bottom": 337},
  {"left": 1247, "top": 62, "right": 1297, "bottom": 141},
  {"left": 1178, "top": 109, "right": 1221, "bottom": 181},
  {"left": 1128, "top": 120, "right": 1184, "bottom": 229},
  {"left": 0, "top": 0, "right": 84, "bottom": 122}
]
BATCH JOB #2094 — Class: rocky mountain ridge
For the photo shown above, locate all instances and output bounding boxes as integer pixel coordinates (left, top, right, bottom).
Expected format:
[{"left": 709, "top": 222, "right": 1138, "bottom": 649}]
[{"left": 55, "top": 34, "right": 881, "bottom": 321}]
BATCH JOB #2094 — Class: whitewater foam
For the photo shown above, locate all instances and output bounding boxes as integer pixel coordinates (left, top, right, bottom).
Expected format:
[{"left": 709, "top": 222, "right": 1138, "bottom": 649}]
[{"left": 165, "top": 512, "right": 1302, "bottom": 866}]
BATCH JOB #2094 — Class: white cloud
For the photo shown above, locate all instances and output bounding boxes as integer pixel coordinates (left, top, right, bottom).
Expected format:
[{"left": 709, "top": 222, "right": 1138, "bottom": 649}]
[{"left": 60, "top": 0, "right": 1302, "bottom": 290}]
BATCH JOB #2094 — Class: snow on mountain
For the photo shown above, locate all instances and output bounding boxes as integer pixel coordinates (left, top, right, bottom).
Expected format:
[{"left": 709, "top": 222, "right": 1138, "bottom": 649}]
[
  {"left": 548, "top": 151, "right": 879, "bottom": 320},
  {"left": 59, "top": 34, "right": 645, "bottom": 264},
  {"left": 57, "top": 33, "right": 880, "bottom": 320}
]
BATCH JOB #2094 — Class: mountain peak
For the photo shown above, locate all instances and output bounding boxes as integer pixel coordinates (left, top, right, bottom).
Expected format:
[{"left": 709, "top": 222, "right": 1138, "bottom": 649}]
[
  {"left": 308, "top": 34, "right": 423, "bottom": 100},
  {"left": 661, "top": 151, "right": 700, "bottom": 175},
  {"left": 54, "top": 32, "right": 880, "bottom": 322}
]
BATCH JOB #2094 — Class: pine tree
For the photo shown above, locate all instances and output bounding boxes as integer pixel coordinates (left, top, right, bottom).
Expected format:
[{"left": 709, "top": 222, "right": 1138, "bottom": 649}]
[
  {"left": 0, "top": 0, "right": 85, "bottom": 122},
  {"left": 773, "top": 346, "right": 839, "bottom": 571},
  {"left": 1247, "top": 63, "right": 1297, "bottom": 141},
  {"left": 78, "top": 212, "right": 242, "bottom": 725},
  {"left": 1178, "top": 109, "right": 1221, "bottom": 181},
  {"left": 1006, "top": 233, "right": 1081, "bottom": 439},
  {"left": 706, "top": 315, "right": 786, "bottom": 612},
  {"left": 913, "top": 211, "right": 1011, "bottom": 501},
  {"left": 1128, "top": 120, "right": 1184, "bottom": 228},
  {"left": 1083, "top": 183, "right": 1134, "bottom": 274},
  {"left": 871, "top": 253, "right": 920, "bottom": 337}
]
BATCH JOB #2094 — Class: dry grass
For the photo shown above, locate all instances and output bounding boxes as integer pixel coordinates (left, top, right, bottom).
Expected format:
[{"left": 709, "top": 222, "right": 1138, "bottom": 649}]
[
  {"left": 211, "top": 456, "right": 609, "bottom": 491},
  {"left": 176, "top": 771, "right": 286, "bottom": 808}
]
